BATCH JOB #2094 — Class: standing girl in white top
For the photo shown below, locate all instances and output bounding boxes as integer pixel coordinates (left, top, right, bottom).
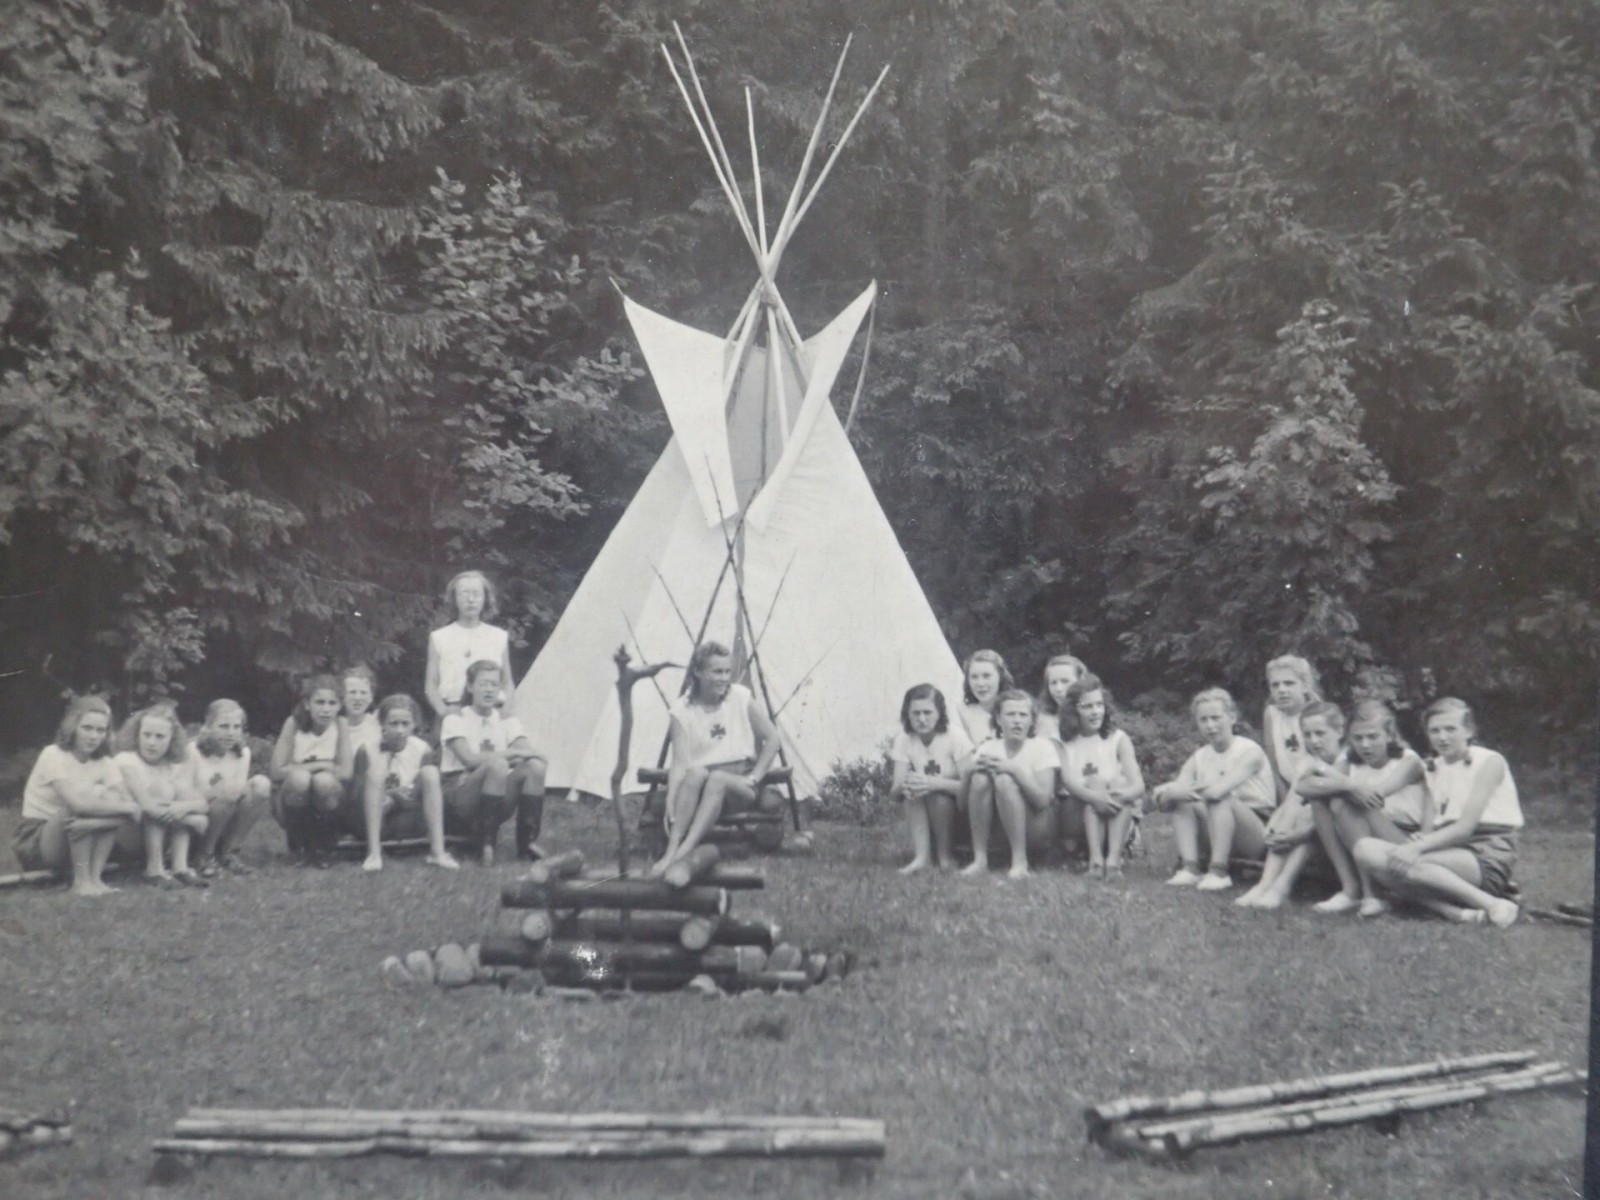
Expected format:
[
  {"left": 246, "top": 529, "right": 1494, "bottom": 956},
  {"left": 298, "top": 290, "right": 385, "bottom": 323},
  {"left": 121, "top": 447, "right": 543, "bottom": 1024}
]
[
  {"left": 425, "top": 570, "right": 514, "bottom": 720},
  {"left": 270, "top": 674, "right": 352, "bottom": 862},
  {"left": 1354, "top": 697, "right": 1522, "bottom": 927},
  {"left": 1262, "top": 655, "right": 1319, "bottom": 803},
  {"left": 889, "top": 684, "right": 973, "bottom": 873},
  {"left": 1151, "top": 688, "right": 1275, "bottom": 891},
  {"left": 189, "top": 699, "right": 272, "bottom": 876},
  {"left": 1033, "top": 654, "right": 1088, "bottom": 745},
  {"left": 962, "top": 689, "right": 1059, "bottom": 879},
  {"left": 1057, "top": 675, "right": 1145, "bottom": 880},
  {"left": 650, "top": 641, "right": 781, "bottom": 877},
  {"left": 12, "top": 696, "right": 141, "bottom": 896},
  {"left": 116, "top": 706, "right": 210, "bottom": 887}
]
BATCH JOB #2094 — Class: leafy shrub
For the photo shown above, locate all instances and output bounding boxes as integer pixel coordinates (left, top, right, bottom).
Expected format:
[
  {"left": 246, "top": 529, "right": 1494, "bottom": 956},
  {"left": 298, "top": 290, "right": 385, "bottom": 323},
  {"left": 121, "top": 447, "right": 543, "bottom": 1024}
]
[
  {"left": 1117, "top": 690, "right": 1201, "bottom": 791},
  {"left": 812, "top": 744, "right": 896, "bottom": 825}
]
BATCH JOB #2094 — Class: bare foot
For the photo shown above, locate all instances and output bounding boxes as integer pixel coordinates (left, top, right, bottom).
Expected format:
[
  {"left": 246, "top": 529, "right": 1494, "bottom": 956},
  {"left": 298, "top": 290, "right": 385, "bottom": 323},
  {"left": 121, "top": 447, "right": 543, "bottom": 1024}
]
[
  {"left": 425, "top": 851, "right": 461, "bottom": 870},
  {"left": 1253, "top": 891, "right": 1286, "bottom": 910},
  {"left": 1006, "top": 864, "right": 1031, "bottom": 880},
  {"left": 362, "top": 854, "right": 383, "bottom": 873},
  {"left": 70, "top": 883, "right": 103, "bottom": 897},
  {"left": 898, "top": 859, "right": 930, "bottom": 876},
  {"left": 936, "top": 859, "right": 956, "bottom": 871},
  {"left": 959, "top": 860, "right": 988, "bottom": 877},
  {"left": 647, "top": 855, "right": 675, "bottom": 879}
]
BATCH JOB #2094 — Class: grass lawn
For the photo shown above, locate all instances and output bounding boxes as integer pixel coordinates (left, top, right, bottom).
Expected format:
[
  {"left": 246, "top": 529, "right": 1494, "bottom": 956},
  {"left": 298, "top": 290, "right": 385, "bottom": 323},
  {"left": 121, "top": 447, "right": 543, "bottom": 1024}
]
[{"left": 0, "top": 794, "right": 1590, "bottom": 1200}]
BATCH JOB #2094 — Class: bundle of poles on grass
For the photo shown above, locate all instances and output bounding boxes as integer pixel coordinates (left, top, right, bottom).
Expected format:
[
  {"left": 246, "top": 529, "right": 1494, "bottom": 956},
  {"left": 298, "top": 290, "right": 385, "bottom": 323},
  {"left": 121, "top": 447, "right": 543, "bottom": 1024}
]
[
  {"left": 153, "top": 1108, "right": 885, "bottom": 1162},
  {"left": 1526, "top": 901, "right": 1593, "bottom": 928},
  {"left": 0, "top": 1110, "right": 72, "bottom": 1158},
  {"left": 1086, "top": 1050, "right": 1586, "bottom": 1159}
]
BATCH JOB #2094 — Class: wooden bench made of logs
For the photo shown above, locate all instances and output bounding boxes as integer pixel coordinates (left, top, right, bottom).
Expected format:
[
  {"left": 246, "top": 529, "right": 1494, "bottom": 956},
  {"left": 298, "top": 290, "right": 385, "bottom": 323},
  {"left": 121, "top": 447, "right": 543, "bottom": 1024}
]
[{"left": 635, "top": 766, "right": 791, "bottom": 857}]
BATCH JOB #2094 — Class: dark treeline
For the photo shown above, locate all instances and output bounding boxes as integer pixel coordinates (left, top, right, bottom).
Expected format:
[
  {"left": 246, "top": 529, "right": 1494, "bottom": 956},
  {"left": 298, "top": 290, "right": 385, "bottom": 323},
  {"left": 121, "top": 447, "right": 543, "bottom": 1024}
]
[{"left": 3, "top": 0, "right": 1596, "bottom": 774}]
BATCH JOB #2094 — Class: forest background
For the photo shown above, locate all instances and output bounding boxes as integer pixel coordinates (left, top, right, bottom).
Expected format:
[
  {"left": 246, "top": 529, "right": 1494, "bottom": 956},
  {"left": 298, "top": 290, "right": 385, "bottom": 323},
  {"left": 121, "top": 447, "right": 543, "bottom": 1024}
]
[{"left": 3, "top": 0, "right": 1597, "bottom": 786}]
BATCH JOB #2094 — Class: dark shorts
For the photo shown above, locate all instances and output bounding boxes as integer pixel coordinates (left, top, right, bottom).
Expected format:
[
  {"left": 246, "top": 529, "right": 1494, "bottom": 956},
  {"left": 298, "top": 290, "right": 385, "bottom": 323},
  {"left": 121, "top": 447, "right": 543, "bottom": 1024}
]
[
  {"left": 12, "top": 817, "right": 50, "bottom": 873},
  {"left": 1468, "top": 830, "right": 1518, "bottom": 898}
]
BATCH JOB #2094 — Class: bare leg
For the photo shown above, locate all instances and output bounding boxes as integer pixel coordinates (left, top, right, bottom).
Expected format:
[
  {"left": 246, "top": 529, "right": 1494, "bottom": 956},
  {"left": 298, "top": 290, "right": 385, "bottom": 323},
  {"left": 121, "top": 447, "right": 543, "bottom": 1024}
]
[
  {"left": 1354, "top": 840, "right": 1516, "bottom": 925},
  {"left": 362, "top": 775, "right": 387, "bottom": 871},
  {"left": 961, "top": 773, "right": 995, "bottom": 875},
  {"left": 1237, "top": 851, "right": 1286, "bottom": 906},
  {"left": 1167, "top": 801, "right": 1205, "bottom": 882},
  {"left": 991, "top": 775, "right": 1031, "bottom": 879},
  {"left": 928, "top": 793, "right": 957, "bottom": 869},
  {"left": 675, "top": 771, "right": 755, "bottom": 865},
  {"left": 1202, "top": 797, "right": 1266, "bottom": 885},
  {"left": 1104, "top": 806, "right": 1134, "bottom": 872},
  {"left": 1084, "top": 805, "right": 1107, "bottom": 872},
  {"left": 1311, "top": 799, "right": 1361, "bottom": 901},
  {"left": 1253, "top": 843, "right": 1312, "bottom": 908},
  {"left": 142, "top": 822, "right": 171, "bottom": 879},
  {"left": 199, "top": 797, "right": 236, "bottom": 862},
  {"left": 652, "top": 766, "right": 708, "bottom": 874},
  {"left": 220, "top": 777, "right": 270, "bottom": 859},
  {"left": 900, "top": 792, "right": 932, "bottom": 873}
]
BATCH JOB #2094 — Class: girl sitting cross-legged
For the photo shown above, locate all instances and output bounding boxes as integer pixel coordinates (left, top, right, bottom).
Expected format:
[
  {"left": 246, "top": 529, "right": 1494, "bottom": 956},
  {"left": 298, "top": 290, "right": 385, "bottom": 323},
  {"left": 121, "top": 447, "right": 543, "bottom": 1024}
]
[
  {"left": 13, "top": 696, "right": 142, "bottom": 896},
  {"left": 649, "top": 641, "right": 781, "bottom": 878},
  {"left": 439, "top": 660, "right": 545, "bottom": 866},
  {"left": 1352, "top": 697, "right": 1521, "bottom": 928},
  {"left": 889, "top": 683, "right": 973, "bottom": 873},
  {"left": 1299, "top": 698, "right": 1428, "bottom": 918},
  {"left": 189, "top": 699, "right": 271, "bottom": 877},
  {"left": 271, "top": 674, "right": 353, "bottom": 863},
  {"left": 1057, "top": 674, "right": 1145, "bottom": 880},
  {"left": 1151, "top": 687, "right": 1275, "bottom": 892},
  {"left": 1235, "top": 700, "right": 1346, "bottom": 910},
  {"left": 116, "top": 705, "right": 211, "bottom": 888},
  {"left": 962, "top": 689, "right": 1059, "bottom": 880},
  {"left": 360, "top": 694, "right": 458, "bottom": 873}
]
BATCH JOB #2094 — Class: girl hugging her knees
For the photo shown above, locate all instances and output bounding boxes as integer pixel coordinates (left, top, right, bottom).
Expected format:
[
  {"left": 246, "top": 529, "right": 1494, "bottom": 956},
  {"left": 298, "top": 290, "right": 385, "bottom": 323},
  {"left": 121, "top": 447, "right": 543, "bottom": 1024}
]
[
  {"left": 14, "top": 696, "right": 142, "bottom": 896},
  {"left": 439, "top": 660, "right": 546, "bottom": 867},
  {"left": 189, "top": 699, "right": 271, "bottom": 877},
  {"left": 1350, "top": 697, "right": 1522, "bottom": 928},
  {"left": 890, "top": 684, "right": 973, "bottom": 873},
  {"left": 650, "top": 641, "right": 781, "bottom": 878},
  {"left": 962, "top": 688, "right": 1059, "bottom": 879},
  {"left": 117, "top": 705, "right": 211, "bottom": 888},
  {"left": 361, "top": 694, "right": 458, "bottom": 873},
  {"left": 271, "top": 674, "right": 352, "bottom": 864},
  {"left": 1151, "top": 687, "right": 1275, "bottom": 892},
  {"left": 1057, "top": 675, "right": 1145, "bottom": 880},
  {"left": 1236, "top": 700, "right": 1345, "bottom": 910}
]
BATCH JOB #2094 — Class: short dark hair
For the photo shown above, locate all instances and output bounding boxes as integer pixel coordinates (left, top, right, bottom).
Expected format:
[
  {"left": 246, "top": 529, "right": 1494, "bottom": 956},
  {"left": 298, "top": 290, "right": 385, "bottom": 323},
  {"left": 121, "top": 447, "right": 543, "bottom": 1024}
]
[
  {"left": 461, "top": 659, "right": 503, "bottom": 705},
  {"left": 899, "top": 683, "right": 950, "bottom": 735}
]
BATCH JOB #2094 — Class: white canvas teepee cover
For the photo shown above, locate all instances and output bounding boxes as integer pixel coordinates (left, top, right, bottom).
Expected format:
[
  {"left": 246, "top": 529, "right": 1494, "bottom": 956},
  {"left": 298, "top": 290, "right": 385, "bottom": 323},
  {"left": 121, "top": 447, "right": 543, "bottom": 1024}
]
[{"left": 512, "top": 285, "right": 963, "bottom": 799}]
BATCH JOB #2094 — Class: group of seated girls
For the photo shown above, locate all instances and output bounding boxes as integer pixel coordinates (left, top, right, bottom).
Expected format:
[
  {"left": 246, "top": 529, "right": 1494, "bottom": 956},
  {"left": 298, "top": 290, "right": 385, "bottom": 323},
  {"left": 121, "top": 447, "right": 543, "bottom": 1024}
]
[
  {"left": 15, "top": 570, "right": 551, "bottom": 896},
  {"left": 1152, "top": 656, "right": 1522, "bottom": 927},
  {"left": 891, "top": 651, "right": 1143, "bottom": 881},
  {"left": 890, "top": 650, "right": 1524, "bottom": 926}
]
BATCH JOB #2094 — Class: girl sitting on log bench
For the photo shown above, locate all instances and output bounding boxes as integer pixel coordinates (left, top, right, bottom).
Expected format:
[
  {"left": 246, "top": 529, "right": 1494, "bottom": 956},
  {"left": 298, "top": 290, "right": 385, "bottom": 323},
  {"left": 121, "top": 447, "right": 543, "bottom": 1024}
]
[
  {"left": 360, "top": 694, "right": 458, "bottom": 873},
  {"left": 1151, "top": 687, "right": 1275, "bottom": 892},
  {"left": 13, "top": 695, "right": 142, "bottom": 896},
  {"left": 439, "top": 660, "right": 545, "bottom": 866},
  {"left": 961, "top": 688, "right": 1059, "bottom": 879},
  {"left": 649, "top": 641, "right": 780, "bottom": 878},
  {"left": 889, "top": 683, "right": 972, "bottom": 873},
  {"left": 117, "top": 705, "right": 211, "bottom": 888},
  {"left": 1352, "top": 697, "right": 1522, "bottom": 927}
]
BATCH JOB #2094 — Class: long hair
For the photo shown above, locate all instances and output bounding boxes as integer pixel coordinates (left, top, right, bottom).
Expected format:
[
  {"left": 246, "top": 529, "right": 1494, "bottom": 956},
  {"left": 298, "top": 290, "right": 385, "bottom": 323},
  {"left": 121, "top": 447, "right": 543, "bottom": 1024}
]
[
  {"left": 899, "top": 683, "right": 950, "bottom": 735},
  {"left": 54, "top": 695, "right": 114, "bottom": 758},
  {"left": 1059, "top": 673, "right": 1117, "bottom": 741},
  {"left": 293, "top": 674, "right": 343, "bottom": 732},
  {"left": 685, "top": 641, "right": 734, "bottom": 704},
  {"left": 961, "top": 649, "right": 1015, "bottom": 707},
  {"left": 1036, "top": 654, "right": 1088, "bottom": 716},
  {"left": 117, "top": 705, "right": 189, "bottom": 765},
  {"left": 989, "top": 688, "right": 1036, "bottom": 737},
  {"left": 444, "top": 569, "right": 499, "bottom": 622}
]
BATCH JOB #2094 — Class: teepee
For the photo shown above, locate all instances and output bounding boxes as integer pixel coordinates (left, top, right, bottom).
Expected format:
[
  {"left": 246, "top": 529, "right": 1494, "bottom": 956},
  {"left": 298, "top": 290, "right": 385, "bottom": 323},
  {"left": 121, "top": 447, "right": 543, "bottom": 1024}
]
[{"left": 513, "top": 30, "right": 962, "bottom": 799}]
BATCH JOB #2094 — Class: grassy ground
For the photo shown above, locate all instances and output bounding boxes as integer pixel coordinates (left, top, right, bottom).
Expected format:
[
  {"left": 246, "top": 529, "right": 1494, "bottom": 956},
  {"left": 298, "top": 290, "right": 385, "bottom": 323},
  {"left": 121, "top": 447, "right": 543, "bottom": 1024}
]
[{"left": 0, "top": 794, "right": 1589, "bottom": 1200}]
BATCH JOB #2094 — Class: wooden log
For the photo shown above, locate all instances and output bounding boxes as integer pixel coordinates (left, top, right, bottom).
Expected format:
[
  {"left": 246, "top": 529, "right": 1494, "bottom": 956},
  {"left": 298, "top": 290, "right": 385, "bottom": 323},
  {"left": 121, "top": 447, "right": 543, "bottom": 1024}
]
[
  {"left": 155, "top": 1124, "right": 885, "bottom": 1159},
  {"left": 679, "top": 915, "right": 720, "bottom": 951},
  {"left": 663, "top": 845, "right": 721, "bottom": 889},
  {"left": 576, "top": 865, "right": 764, "bottom": 891},
  {"left": 178, "top": 1109, "right": 883, "bottom": 1136},
  {"left": 1130, "top": 1061, "right": 1572, "bottom": 1141},
  {"left": 480, "top": 937, "right": 766, "bottom": 980},
  {"left": 520, "top": 912, "right": 553, "bottom": 945},
  {"left": 805, "top": 952, "right": 828, "bottom": 984},
  {"left": 565, "top": 912, "right": 777, "bottom": 950},
  {"left": 0, "top": 870, "right": 58, "bottom": 889},
  {"left": 1557, "top": 901, "right": 1594, "bottom": 919},
  {"left": 501, "top": 879, "right": 729, "bottom": 915},
  {"left": 1130, "top": 1066, "right": 1587, "bottom": 1158},
  {"left": 1084, "top": 1048, "right": 1539, "bottom": 1141},
  {"left": 523, "top": 850, "right": 586, "bottom": 885},
  {"left": 733, "top": 969, "right": 810, "bottom": 992}
]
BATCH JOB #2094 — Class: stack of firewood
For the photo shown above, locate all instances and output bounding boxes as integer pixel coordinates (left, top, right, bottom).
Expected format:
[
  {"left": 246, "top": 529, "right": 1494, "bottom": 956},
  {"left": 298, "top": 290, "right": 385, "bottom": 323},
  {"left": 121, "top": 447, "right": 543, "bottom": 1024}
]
[
  {"left": 1086, "top": 1050, "right": 1585, "bottom": 1159},
  {"left": 481, "top": 846, "right": 850, "bottom": 995},
  {"left": 0, "top": 1109, "right": 72, "bottom": 1158},
  {"left": 153, "top": 1108, "right": 884, "bottom": 1162}
]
